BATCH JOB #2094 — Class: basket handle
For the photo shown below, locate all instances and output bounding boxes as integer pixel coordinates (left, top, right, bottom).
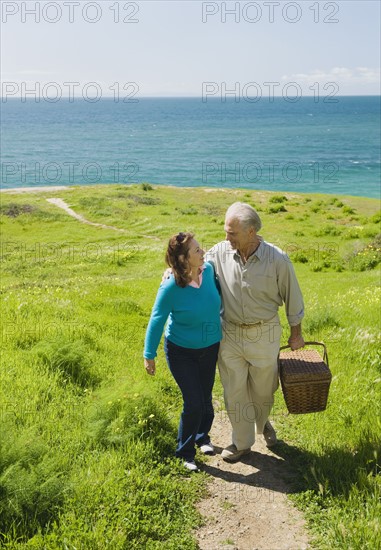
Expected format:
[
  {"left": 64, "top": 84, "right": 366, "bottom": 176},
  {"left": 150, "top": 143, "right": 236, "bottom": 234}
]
[{"left": 279, "top": 341, "right": 329, "bottom": 367}]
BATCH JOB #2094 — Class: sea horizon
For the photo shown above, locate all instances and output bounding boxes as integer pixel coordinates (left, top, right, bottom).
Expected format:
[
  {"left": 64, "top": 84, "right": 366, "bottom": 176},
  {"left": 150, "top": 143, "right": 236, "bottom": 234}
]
[{"left": 2, "top": 94, "right": 380, "bottom": 99}]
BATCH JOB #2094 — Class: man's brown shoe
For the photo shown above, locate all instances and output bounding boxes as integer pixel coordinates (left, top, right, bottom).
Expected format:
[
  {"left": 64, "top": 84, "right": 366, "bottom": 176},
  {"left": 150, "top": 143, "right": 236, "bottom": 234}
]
[
  {"left": 221, "top": 444, "right": 251, "bottom": 462},
  {"left": 263, "top": 421, "right": 277, "bottom": 447}
]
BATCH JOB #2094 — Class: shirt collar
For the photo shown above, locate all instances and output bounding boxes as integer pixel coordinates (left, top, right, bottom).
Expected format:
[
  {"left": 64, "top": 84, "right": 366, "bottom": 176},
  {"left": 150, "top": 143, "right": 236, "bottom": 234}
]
[
  {"left": 187, "top": 263, "right": 206, "bottom": 287},
  {"left": 232, "top": 237, "right": 264, "bottom": 262}
]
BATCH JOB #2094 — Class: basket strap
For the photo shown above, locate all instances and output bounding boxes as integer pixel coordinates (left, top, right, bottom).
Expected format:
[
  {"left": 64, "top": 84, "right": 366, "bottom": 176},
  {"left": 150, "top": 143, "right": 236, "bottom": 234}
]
[{"left": 279, "top": 341, "right": 329, "bottom": 367}]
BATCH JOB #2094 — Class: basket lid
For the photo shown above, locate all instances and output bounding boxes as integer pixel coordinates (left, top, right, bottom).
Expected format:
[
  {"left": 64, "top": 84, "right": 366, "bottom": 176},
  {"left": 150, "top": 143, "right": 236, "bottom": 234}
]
[{"left": 279, "top": 350, "right": 331, "bottom": 382}]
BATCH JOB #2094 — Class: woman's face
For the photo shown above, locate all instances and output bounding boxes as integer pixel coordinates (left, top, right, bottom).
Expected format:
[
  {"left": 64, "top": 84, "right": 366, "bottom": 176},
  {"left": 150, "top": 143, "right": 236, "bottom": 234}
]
[{"left": 187, "top": 238, "right": 204, "bottom": 269}]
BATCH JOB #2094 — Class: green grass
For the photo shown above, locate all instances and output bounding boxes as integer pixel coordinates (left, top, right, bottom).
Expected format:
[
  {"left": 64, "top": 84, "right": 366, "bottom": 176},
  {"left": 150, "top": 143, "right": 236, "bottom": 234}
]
[{"left": 0, "top": 184, "right": 380, "bottom": 548}]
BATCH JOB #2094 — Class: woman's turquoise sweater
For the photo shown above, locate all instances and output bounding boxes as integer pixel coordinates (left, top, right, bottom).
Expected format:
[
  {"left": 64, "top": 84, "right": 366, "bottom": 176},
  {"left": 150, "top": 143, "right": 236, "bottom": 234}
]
[{"left": 144, "top": 262, "right": 222, "bottom": 359}]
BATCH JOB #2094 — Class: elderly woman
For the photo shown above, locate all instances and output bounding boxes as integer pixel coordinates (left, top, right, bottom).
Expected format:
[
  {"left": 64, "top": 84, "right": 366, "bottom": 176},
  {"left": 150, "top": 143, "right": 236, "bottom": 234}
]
[{"left": 143, "top": 232, "right": 222, "bottom": 471}]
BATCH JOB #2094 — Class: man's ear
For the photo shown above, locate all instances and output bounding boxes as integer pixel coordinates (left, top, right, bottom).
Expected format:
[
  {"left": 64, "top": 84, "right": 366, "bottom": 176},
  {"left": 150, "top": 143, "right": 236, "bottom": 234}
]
[{"left": 248, "top": 226, "right": 256, "bottom": 240}]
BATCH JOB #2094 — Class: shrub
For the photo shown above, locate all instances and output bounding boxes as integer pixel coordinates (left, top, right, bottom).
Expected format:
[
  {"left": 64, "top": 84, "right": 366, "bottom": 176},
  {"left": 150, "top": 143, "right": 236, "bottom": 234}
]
[
  {"left": 0, "top": 203, "right": 35, "bottom": 218},
  {"left": 178, "top": 207, "right": 198, "bottom": 215},
  {"left": 349, "top": 252, "right": 380, "bottom": 272},
  {"left": 363, "top": 227, "right": 379, "bottom": 238},
  {"left": 291, "top": 251, "right": 309, "bottom": 263},
  {"left": 346, "top": 235, "right": 381, "bottom": 271},
  {"left": 313, "top": 225, "right": 342, "bottom": 237},
  {"left": 89, "top": 395, "right": 175, "bottom": 456},
  {"left": 370, "top": 211, "right": 381, "bottom": 224},
  {"left": 344, "top": 227, "right": 363, "bottom": 239},
  {"left": 0, "top": 431, "right": 68, "bottom": 541},
  {"left": 342, "top": 205, "right": 356, "bottom": 215},
  {"left": 269, "top": 195, "right": 288, "bottom": 204},
  {"left": 268, "top": 204, "right": 287, "bottom": 214},
  {"left": 141, "top": 183, "right": 153, "bottom": 191},
  {"left": 127, "top": 194, "right": 160, "bottom": 205},
  {"left": 33, "top": 338, "right": 99, "bottom": 389}
]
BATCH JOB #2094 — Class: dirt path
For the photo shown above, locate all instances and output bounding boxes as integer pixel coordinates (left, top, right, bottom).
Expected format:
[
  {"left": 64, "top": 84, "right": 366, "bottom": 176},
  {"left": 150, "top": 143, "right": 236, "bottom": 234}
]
[
  {"left": 46, "top": 197, "right": 128, "bottom": 232},
  {"left": 46, "top": 198, "right": 162, "bottom": 241},
  {"left": 196, "top": 411, "right": 310, "bottom": 550}
]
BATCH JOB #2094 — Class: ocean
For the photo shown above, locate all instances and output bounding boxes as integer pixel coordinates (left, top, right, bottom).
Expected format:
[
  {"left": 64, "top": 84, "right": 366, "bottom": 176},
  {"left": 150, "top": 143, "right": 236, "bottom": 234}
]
[{"left": 1, "top": 96, "right": 380, "bottom": 198}]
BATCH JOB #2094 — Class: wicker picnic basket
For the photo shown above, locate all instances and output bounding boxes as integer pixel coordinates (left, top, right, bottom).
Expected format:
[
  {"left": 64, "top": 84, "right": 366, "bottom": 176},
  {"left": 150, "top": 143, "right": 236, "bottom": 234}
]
[{"left": 278, "top": 341, "right": 332, "bottom": 414}]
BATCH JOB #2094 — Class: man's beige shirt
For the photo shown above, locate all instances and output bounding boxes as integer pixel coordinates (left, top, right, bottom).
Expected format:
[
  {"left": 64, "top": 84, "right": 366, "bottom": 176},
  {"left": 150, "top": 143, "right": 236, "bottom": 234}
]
[{"left": 205, "top": 239, "right": 304, "bottom": 326}]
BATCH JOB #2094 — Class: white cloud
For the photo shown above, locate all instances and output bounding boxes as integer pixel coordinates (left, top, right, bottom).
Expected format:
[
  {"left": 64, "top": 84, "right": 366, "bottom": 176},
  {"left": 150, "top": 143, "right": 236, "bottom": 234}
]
[{"left": 281, "top": 67, "right": 380, "bottom": 86}]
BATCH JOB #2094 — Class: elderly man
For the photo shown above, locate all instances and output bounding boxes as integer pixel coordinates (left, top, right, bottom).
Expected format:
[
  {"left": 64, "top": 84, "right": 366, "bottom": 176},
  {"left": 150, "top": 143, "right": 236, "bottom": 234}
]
[{"left": 205, "top": 202, "right": 305, "bottom": 462}]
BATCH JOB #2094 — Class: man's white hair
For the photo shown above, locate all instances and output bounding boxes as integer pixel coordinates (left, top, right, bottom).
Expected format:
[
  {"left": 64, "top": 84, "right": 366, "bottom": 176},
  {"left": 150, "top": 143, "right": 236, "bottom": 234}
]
[{"left": 225, "top": 202, "right": 262, "bottom": 232}]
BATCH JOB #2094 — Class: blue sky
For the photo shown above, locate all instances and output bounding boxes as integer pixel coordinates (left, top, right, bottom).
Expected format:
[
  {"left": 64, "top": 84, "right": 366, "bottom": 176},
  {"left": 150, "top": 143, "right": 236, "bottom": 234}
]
[{"left": 1, "top": 0, "right": 380, "bottom": 97}]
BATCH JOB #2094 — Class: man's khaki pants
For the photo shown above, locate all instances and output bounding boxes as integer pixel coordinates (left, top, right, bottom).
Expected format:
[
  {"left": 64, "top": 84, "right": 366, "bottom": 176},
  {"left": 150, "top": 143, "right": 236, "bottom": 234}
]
[{"left": 218, "top": 315, "right": 282, "bottom": 450}]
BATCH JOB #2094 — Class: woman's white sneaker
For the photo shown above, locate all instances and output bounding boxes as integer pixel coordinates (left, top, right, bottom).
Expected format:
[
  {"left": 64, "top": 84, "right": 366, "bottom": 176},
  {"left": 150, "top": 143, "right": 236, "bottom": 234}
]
[
  {"left": 200, "top": 443, "right": 215, "bottom": 455},
  {"left": 183, "top": 460, "right": 198, "bottom": 472}
]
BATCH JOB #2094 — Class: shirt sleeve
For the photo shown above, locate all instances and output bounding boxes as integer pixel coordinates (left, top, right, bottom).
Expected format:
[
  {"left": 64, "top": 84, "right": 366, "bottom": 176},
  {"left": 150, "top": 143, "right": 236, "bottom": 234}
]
[
  {"left": 143, "top": 280, "right": 173, "bottom": 359},
  {"left": 276, "top": 255, "right": 305, "bottom": 326},
  {"left": 204, "top": 250, "right": 215, "bottom": 269}
]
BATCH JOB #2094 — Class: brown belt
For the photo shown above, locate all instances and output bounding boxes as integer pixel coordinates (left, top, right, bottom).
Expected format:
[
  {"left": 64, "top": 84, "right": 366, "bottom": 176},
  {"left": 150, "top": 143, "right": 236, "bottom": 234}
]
[{"left": 225, "top": 320, "right": 264, "bottom": 328}]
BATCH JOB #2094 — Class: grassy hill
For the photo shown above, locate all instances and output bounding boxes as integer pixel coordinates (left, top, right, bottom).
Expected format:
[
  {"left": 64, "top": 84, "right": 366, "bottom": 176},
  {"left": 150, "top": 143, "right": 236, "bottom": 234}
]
[{"left": 0, "top": 184, "right": 380, "bottom": 549}]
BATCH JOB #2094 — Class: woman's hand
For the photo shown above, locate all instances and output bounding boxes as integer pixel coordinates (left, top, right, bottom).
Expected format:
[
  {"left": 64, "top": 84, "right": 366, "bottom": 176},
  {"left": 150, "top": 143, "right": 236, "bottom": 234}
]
[{"left": 144, "top": 358, "right": 156, "bottom": 376}]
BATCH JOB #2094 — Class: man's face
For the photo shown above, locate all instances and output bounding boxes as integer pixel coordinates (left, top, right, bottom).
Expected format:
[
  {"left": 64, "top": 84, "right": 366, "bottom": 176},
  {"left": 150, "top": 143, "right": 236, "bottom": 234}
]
[{"left": 224, "top": 217, "right": 255, "bottom": 251}]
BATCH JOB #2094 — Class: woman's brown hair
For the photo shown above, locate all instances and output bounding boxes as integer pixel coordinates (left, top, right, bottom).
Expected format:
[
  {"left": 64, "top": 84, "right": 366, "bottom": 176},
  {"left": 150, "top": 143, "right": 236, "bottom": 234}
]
[{"left": 165, "top": 232, "right": 194, "bottom": 288}]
